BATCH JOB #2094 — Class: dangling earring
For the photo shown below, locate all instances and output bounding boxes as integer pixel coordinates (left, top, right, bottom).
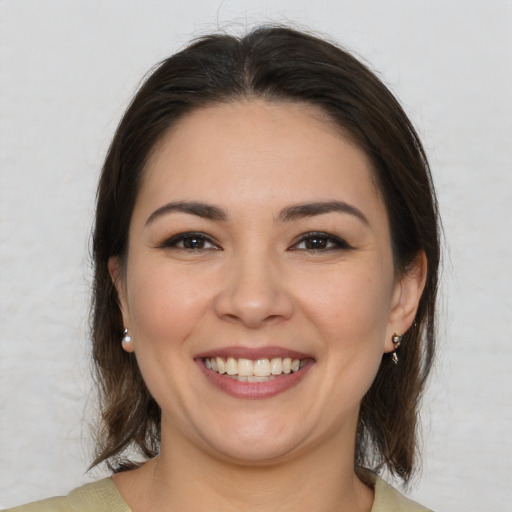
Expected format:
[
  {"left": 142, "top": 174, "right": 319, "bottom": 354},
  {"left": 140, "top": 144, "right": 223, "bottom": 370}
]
[
  {"left": 122, "top": 328, "right": 133, "bottom": 351},
  {"left": 391, "top": 333, "right": 402, "bottom": 365}
]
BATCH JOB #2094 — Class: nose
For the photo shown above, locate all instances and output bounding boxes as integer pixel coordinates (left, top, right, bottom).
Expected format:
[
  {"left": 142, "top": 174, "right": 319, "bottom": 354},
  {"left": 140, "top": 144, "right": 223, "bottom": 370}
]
[{"left": 213, "top": 251, "right": 294, "bottom": 328}]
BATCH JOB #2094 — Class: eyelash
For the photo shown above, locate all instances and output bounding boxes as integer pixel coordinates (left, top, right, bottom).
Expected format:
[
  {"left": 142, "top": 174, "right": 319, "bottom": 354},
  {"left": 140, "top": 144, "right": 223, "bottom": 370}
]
[
  {"left": 159, "top": 231, "right": 352, "bottom": 252},
  {"left": 158, "top": 232, "right": 219, "bottom": 251},
  {"left": 290, "top": 232, "right": 353, "bottom": 252}
]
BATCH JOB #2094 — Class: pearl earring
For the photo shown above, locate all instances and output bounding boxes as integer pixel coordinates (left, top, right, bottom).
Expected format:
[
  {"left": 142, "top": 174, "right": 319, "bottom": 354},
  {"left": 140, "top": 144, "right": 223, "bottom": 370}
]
[{"left": 122, "top": 329, "right": 133, "bottom": 351}]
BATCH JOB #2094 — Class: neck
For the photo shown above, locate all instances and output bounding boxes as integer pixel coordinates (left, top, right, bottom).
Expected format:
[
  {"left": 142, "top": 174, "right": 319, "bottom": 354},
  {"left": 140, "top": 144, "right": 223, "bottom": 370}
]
[{"left": 115, "top": 420, "right": 373, "bottom": 512}]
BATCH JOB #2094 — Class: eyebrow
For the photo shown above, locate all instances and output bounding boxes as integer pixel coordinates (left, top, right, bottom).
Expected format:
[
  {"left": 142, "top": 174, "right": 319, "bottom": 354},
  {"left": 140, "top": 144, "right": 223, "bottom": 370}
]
[
  {"left": 145, "top": 199, "right": 369, "bottom": 226},
  {"left": 278, "top": 201, "right": 369, "bottom": 225},
  {"left": 145, "top": 201, "right": 227, "bottom": 226}
]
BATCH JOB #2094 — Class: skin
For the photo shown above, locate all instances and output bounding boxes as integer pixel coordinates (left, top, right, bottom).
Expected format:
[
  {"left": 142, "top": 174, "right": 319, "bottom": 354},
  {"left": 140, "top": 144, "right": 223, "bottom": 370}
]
[{"left": 110, "top": 100, "right": 426, "bottom": 512}]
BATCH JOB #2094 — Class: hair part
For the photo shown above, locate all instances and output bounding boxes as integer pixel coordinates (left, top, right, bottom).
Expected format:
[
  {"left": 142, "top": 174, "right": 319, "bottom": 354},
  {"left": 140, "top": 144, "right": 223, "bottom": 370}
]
[{"left": 91, "top": 25, "right": 440, "bottom": 483}]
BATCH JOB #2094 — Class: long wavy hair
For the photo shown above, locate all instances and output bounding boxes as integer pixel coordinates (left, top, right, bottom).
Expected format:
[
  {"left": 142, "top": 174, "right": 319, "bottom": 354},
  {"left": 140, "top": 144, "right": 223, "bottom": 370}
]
[{"left": 91, "top": 25, "right": 440, "bottom": 483}]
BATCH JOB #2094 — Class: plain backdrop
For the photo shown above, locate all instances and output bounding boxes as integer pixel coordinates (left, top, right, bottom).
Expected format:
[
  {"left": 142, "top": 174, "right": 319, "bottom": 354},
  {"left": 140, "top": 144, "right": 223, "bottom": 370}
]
[{"left": 1, "top": 1, "right": 511, "bottom": 510}]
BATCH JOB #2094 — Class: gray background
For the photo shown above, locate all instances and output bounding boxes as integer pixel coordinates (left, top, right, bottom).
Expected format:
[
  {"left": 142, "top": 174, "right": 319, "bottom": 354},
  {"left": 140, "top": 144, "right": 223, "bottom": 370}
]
[{"left": 1, "top": 1, "right": 511, "bottom": 510}]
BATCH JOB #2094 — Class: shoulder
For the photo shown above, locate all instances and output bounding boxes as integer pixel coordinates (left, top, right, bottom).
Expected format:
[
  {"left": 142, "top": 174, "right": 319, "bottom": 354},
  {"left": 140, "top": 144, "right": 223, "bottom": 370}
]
[
  {"left": 372, "top": 477, "right": 433, "bottom": 512},
  {"left": 359, "top": 469, "right": 433, "bottom": 512},
  {"left": 4, "top": 478, "right": 131, "bottom": 512},
  {"left": 3, "top": 497, "right": 70, "bottom": 512}
]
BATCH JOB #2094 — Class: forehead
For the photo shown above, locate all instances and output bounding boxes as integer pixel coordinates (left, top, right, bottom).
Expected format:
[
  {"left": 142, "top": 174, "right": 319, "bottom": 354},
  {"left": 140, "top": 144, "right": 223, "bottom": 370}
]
[
  {"left": 143, "top": 101, "right": 380, "bottom": 195},
  {"left": 132, "top": 101, "right": 388, "bottom": 233}
]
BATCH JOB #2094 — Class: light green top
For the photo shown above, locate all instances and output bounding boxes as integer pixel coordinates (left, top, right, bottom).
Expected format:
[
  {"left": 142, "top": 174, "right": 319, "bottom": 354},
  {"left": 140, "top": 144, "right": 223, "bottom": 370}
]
[{"left": 5, "top": 472, "right": 432, "bottom": 512}]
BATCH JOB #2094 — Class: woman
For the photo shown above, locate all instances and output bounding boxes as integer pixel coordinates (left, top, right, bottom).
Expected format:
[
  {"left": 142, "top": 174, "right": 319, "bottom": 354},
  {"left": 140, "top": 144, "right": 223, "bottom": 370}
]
[{"left": 9, "top": 25, "right": 439, "bottom": 511}]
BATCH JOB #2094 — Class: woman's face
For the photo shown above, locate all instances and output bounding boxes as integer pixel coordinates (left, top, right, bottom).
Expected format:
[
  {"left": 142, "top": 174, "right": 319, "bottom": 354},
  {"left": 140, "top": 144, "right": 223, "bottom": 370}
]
[{"left": 112, "top": 101, "right": 422, "bottom": 464}]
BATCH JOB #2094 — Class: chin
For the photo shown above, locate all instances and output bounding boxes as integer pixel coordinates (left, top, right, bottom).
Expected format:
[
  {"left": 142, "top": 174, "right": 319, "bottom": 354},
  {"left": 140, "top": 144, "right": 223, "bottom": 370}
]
[
  {"left": 196, "top": 417, "right": 306, "bottom": 465},
  {"left": 210, "top": 439, "right": 299, "bottom": 466}
]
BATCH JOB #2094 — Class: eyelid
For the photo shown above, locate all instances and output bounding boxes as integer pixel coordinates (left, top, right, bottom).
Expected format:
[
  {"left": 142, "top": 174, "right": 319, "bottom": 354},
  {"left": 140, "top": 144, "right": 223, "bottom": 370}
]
[
  {"left": 158, "top": 231, "right": 220, "bottom": 250},
  {"left": 289, "top": 231, "right": 353, "bottom": 251}
]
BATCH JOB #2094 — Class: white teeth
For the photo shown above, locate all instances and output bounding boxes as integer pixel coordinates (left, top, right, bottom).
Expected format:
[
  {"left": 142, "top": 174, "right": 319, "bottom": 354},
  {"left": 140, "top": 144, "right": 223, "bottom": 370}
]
[
  {"left": 225, "top": 357, "right": 237, "bottom": 375},
  {"left": 270, "top": 358, "right": 283, "bottom": 375},
  {"left": 216, "top": 357, "right": 225, "bottom": 374},
  {"left": 237, "top": 358, "right": 254, "bottom": 377},
  {"left": 204, "top": 357, "right": 304, "bottom": 377},
  {"left": 253, "top": 359, "right": 271, "bottom": 377},
  {"left": 231, "top": 375, "right": 277, "bottom": 382},
  {"left": 247, "top": 375, "right": 274, "bottom": 382}
]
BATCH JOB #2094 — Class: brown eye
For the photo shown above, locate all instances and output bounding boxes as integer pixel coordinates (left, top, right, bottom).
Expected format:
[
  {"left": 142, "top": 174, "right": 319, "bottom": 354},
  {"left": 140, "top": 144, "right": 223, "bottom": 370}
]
[
  {"left": 304, "top": 236, "right": 329, "bottom": 250},
  {"left": 160, "top": 232, "right": 219, "bottom": 251},
  {"left": 182, "top": 236, "right": 208, "bottom": 249},
  {"left": 291, "top": 232, "right": 352, "bottom": 251}
]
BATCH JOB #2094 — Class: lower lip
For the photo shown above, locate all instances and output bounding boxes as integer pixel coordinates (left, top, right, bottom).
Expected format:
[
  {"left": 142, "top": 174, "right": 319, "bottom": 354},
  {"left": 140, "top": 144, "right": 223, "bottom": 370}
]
[{"left": 196, "top": 359, "right": 314, "bottom": 399}]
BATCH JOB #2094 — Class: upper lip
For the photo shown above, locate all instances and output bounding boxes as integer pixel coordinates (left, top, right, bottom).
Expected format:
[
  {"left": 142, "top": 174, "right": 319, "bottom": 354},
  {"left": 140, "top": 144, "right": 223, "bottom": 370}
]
[{"left": 194, "top": 345, "right": 313, "bottom": 360}]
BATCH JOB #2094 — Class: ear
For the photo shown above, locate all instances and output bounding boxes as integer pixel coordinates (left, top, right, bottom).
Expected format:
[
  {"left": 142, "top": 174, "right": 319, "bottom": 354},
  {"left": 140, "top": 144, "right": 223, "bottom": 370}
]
[
  {"left": 385, "top": 251, "right": 427, "bottom": 353},
  {"left": 108, "top": 256, "right": 131, "bottom": 337}
]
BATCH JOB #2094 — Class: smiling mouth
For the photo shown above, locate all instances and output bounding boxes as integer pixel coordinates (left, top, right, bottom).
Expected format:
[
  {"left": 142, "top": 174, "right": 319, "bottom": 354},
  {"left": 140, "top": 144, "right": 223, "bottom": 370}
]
[{"left": 203, "top": 357, "right": 306, "bottom": 382}]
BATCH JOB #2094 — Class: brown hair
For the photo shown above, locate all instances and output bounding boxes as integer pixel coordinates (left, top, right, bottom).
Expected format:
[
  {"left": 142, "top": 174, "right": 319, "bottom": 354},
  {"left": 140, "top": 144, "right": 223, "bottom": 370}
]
[{"left": 91, "top": 25, "right": 440, "bottom": 483}]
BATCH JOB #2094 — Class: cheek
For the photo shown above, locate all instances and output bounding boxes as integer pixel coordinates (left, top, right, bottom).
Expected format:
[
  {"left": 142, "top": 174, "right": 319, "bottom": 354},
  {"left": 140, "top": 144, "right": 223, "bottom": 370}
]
[
  {"left": 125, "top": 261, "right": 215, "bottom": 353},
  {"left": 122, "top": 262, "right": 216, "bottom": 419},
  {"left": 296, "top": 264, "right": 394, "bottom": 346},
  {"left": 284, "top": 266, "right": 394, "bottom": 435}
]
